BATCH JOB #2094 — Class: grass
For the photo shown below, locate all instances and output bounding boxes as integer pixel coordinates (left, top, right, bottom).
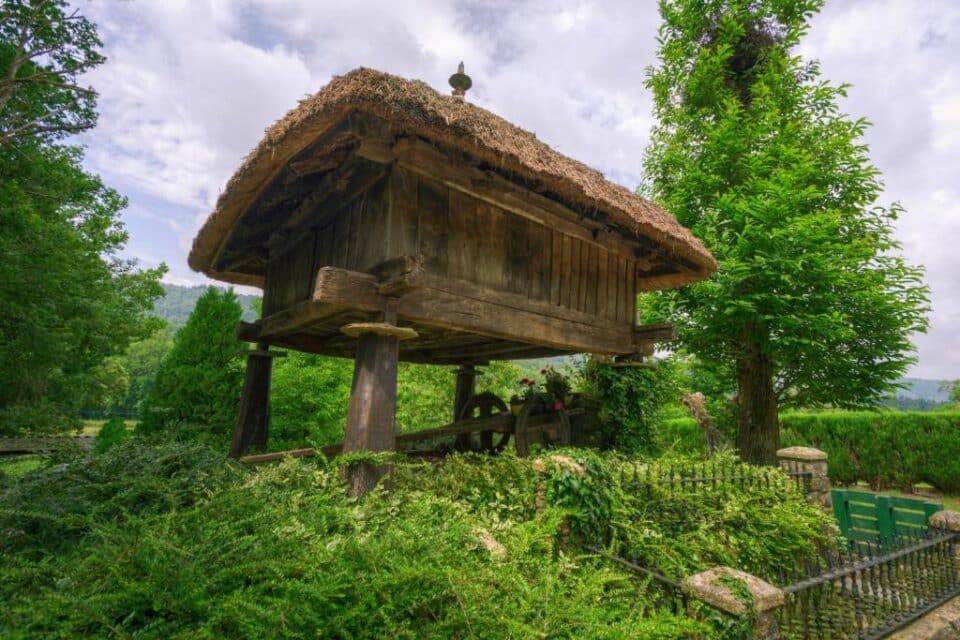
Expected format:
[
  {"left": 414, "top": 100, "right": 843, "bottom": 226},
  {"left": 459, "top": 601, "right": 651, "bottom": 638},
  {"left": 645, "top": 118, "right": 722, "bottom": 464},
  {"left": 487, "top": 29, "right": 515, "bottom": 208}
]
[
  {"left": 0, "top": 455, "right": 45, "bottom": 480},
  {"left": 79, "top": 419, "right": 136, "bottom": 436}
]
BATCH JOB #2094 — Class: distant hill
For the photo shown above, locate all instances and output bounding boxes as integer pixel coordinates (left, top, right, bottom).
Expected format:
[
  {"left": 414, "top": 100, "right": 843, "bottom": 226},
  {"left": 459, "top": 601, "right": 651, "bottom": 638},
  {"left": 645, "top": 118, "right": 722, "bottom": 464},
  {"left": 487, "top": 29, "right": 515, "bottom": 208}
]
[
  {"left": 153, "top": 283, "right": 260, "bottom": 326},
  {"left": 894, "top": 378, "right": 951, "bottom": 402},
  {"left": 882, "top": 377, "right": 953, "bottom": 411}
]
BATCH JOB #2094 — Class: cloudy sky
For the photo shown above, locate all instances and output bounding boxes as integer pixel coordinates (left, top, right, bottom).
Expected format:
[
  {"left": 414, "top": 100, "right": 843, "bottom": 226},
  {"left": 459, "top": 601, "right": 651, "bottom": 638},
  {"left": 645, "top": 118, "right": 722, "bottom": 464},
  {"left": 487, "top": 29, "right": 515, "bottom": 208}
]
[{"left": 74, "top": 0, "right": 959, "bottom": 379}]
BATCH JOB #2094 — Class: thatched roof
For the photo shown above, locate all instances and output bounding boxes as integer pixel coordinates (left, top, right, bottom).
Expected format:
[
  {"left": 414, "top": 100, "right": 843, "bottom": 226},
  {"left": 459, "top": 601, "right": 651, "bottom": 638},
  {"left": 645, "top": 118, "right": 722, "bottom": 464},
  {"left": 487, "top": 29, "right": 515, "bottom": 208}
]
[{"left": 189, "top": 67, "right": 716, "bottom": 287}]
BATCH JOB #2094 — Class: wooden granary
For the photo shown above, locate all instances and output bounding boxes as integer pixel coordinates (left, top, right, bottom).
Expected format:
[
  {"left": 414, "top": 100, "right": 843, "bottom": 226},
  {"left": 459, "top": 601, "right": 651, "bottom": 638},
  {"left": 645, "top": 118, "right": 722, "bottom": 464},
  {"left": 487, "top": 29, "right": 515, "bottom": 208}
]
[{"left": 189, "top": 67, "right": 716, "bottom": 489}]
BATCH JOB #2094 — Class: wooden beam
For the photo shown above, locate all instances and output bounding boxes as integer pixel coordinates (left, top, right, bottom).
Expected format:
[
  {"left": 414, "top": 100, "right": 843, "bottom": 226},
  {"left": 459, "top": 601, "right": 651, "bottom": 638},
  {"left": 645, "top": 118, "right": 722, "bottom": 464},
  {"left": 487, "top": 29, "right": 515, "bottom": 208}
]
[
  {"left": 238, "top": 410, "right": 581, "bottom": 464},
  {"left": 632, "top": 322, "right": 677, "bottom": 343}
]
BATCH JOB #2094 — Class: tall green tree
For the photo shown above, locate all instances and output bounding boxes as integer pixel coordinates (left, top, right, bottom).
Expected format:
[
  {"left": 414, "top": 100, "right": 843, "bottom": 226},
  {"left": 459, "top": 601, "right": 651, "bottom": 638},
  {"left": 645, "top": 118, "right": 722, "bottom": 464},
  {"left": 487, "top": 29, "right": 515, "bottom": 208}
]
[
  {"left": 139, "top": 288, "right": 244, "bottom": 435},
  {"left": 0, "top": 1, "right": 164, "bottom": 434},
  {"left": 643, "top": 0, "right": 929, "bottom": 464}
]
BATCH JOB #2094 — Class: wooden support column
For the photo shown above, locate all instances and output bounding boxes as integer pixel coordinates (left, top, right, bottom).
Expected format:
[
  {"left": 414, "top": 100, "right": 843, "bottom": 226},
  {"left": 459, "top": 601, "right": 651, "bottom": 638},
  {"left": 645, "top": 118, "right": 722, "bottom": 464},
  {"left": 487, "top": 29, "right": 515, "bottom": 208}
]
[
  {"left": 229, "top": 343, "right": 284, "bottom": 459},
  {"left": 341, "top": 320, "right": 417, "bottom": 495},
  {"left": 453, "top": 364, "right": 477, "bottom": 421},
  {"left": 453, "top": 363, "right": 478, "bottom": 450}
]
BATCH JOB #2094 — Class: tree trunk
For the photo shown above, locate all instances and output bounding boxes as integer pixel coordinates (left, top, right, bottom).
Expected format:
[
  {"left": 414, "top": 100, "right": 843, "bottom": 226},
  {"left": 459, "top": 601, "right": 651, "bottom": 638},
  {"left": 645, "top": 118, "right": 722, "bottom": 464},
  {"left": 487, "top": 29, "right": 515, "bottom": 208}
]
[{"left": 736, "top": 326, "right": 779, "bottom": 465}]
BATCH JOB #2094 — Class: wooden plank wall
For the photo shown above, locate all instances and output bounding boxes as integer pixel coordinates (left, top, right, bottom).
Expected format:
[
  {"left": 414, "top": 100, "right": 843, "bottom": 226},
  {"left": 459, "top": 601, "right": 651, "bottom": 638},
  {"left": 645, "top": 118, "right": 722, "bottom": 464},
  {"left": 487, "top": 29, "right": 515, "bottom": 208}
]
[
  {"left": 402, "top": 168, "right": 634, "bottom": 324},
  {"left": 262, "top": 167, "right": 636, "bottom": 326}
]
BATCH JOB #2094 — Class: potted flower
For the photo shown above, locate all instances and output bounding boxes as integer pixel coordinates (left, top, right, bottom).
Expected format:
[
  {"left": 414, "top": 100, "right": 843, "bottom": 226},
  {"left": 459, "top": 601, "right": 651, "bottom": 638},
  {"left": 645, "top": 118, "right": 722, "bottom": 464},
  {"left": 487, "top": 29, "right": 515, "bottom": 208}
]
[
  {"left": 542, "top": 366, "right": 572, "bottom": 411},
  {"left": 511, "top": 378, "right": 537, "bottom": 415}
]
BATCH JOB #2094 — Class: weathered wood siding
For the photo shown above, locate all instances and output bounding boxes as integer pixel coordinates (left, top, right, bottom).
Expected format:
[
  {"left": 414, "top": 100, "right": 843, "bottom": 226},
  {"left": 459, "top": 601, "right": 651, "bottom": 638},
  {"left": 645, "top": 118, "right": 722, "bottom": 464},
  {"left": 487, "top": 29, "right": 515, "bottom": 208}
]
[{"left": 262, "top": 166, "right": 635, "bottom": 326}]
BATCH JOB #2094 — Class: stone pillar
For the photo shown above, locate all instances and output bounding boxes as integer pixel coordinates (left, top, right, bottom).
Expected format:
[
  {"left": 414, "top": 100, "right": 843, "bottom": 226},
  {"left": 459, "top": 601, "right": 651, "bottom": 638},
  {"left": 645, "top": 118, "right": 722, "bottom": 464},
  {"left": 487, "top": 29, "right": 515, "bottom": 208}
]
[
  {"left": 930, "top": 510, "right": 960, "bottom": 565},
  {"left": 341, "top": 321, "right": 417, "bottom": 496},
  {"left": 683, "top": 567, "right": 785, "bottom": 639},
  {"left": 229, "top": 343, "right": 284, "bottom": 458},
  {"left": 777, "top": 446, "right": 831, "bottom": 512}
]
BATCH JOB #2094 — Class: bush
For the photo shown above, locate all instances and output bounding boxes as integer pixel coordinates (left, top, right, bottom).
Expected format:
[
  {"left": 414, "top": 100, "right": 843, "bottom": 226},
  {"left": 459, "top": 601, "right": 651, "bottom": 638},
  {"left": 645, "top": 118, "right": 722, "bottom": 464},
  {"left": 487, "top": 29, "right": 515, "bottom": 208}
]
[
  {"left": 665, "top": 410, "right": 960, "bottom": 494},
  {"left": 93, "top": 416, "right": 129, "bottom": 453},
  {"left": 0, "top": 442, "right": 833, "bottom": 638},
  {"left": 137, "top": 287, "right": 244, "bottom": 437},
  {"left": 583, "top": 358, "right": 681, "bottom": 454},
  {"left": 781, "top": 411, "right": 960, "bottom": 493}
]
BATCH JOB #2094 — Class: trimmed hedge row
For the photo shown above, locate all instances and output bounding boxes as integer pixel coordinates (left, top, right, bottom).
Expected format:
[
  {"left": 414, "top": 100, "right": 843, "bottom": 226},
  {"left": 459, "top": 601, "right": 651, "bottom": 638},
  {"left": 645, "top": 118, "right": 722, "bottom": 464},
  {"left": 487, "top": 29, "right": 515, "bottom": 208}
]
[
  {"left": 659, "top": 411, "right": 960, "bottom": 494},
  {"left": 780, "top": 411, "right": 960, "bottom": 493}
]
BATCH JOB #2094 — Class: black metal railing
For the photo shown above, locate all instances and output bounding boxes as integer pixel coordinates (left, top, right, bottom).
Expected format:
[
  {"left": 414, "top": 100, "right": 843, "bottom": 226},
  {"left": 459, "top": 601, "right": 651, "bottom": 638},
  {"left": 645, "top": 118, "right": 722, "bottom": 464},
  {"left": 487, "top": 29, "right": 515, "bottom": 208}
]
[
  {"left": 618, "top": 459, "right": 812, "bottom": 500},
  {"left": 582, "top": 537, "right": 688, "bottom": 614},
  {"left": 771, "top": 530, "right": 960, "bottom": 639}
]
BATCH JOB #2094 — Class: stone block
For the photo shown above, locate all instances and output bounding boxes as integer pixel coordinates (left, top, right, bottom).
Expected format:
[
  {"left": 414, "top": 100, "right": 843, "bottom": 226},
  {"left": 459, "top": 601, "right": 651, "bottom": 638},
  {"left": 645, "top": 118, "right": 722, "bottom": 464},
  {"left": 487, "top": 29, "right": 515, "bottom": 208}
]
[
  {"left": 683, "top": 566, "right": 784, "bottom": 616},
  {"left": 930, "top": 510, "right": 960, "bottom": 533},
  {"left": 776, "top": 446, "right": 827, "bottom": 462}
]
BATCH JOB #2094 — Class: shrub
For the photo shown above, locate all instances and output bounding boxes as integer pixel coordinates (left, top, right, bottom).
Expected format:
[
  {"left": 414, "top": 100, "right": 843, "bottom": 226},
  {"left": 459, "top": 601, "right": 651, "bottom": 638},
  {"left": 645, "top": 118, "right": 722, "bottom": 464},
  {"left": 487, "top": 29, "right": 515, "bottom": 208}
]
[
  {"left": 137, "top": 287, "right": 244, "bottom": 437},
  {"left": 583, "top": 357, "right": 681, "bottom": 454},
  {"left": 780, "top": 411, "right": 960, "bottom": 493},
  {"left": 0, "top": 442, "right": 834, "bottom": 638},
  {"left": 93, "top": 416, "right": 129, "bottom": 453}
]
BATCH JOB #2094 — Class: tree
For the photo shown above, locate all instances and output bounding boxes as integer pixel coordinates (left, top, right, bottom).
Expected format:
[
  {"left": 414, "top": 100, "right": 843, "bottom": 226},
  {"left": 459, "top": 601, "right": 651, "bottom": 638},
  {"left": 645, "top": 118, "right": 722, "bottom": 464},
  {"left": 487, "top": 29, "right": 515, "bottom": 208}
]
[
  {"left": 0, "top": 0, "right": 102, "bottom": 145},
  {"left": 642, "top": 0, "right": 929, "bottom": 464},
  {"left": 138, "top": 288, "right": 245, "bottom": 435},
  {"left": 0, "top": 0, "right": 164, "bottom": 434}
]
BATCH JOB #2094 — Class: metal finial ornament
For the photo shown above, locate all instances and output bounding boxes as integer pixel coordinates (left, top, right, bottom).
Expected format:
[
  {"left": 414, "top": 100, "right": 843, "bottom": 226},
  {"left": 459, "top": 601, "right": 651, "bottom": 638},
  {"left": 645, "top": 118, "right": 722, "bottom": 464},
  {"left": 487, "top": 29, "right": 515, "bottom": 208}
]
[{"left": 449, "top": 61, "right": 472, "bottom": 99}]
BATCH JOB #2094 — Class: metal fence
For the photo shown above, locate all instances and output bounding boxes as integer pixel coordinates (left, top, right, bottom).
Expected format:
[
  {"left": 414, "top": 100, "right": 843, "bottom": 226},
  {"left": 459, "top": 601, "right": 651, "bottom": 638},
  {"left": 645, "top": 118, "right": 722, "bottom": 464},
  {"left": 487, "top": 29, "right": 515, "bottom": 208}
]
[
  {"left": 771, "top": 530, "right": 960, "bottom": 640},
  {"left": 619, "top": 459, "right": 812, "bottom": 498}
]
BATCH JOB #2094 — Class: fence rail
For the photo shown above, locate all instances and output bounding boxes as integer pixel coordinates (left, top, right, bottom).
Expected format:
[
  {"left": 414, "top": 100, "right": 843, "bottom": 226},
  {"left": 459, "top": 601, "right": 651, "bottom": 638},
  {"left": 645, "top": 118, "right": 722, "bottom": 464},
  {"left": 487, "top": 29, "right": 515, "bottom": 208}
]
[{"left": 773, "top": 530, "right": 960, "bottom": 639}]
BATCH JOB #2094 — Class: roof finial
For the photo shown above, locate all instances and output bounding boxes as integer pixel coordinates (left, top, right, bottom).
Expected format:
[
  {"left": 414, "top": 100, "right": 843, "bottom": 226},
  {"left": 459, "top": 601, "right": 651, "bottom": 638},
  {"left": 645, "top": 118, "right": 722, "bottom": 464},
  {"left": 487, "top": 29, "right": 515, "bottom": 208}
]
[{"left": 449, "top": 61, "right": 472, "bottom": 100}]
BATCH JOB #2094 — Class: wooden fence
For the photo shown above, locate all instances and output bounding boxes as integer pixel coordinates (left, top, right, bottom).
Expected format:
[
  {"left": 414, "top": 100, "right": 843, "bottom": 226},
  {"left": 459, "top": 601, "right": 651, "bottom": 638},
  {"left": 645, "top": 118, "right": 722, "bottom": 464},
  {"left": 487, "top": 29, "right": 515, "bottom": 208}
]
[{"left": 832, "top": 488, "right": 942, "bottom": 546}]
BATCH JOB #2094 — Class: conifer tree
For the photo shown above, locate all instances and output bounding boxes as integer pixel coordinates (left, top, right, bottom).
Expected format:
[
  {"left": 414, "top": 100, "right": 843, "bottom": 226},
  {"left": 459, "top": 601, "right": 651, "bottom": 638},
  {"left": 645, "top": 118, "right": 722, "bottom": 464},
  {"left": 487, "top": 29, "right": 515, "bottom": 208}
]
[
  {"left": 643, "top": 0, "right": 929, "bottom": 463},
  {"left": 139, "top": 288, "right": 244, "bottom": 434}
]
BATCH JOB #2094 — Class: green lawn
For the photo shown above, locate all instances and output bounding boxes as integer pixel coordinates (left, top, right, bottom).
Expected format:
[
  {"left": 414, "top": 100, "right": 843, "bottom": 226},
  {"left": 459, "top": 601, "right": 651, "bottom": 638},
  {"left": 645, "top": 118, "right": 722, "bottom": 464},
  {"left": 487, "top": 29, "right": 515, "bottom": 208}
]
[
  {"left": 80, "top": 419, "right": 136, "bottom": 436},
  {"left": 0, "top": 455, "right": 45, "bottom": 480}
]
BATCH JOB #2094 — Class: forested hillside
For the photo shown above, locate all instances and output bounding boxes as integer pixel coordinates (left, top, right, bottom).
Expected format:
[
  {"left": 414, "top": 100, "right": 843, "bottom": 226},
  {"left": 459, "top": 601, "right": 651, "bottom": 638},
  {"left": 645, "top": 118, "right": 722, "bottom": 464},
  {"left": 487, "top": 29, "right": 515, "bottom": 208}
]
[{"left": 154, "top": 283, "right": 259, "bottom": 325}]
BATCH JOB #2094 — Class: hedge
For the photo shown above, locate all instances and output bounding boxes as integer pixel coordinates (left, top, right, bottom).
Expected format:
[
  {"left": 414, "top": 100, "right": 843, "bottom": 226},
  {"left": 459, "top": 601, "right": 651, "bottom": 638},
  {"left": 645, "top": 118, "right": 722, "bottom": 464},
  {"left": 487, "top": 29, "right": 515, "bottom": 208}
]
[
  {"left": 659, "top": 411, "right": 960, "bottom": 494},
  {"left": 780, "top": 411, "right": 960, "bottom": 493}
]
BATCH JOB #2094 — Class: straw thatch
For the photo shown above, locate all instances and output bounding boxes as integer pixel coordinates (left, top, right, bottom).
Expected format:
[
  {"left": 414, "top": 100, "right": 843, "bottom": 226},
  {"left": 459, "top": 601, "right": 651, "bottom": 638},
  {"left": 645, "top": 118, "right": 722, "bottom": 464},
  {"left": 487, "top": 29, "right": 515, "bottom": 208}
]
[{"left": 189, "top": 67, "right": 716, "bottom": 287}]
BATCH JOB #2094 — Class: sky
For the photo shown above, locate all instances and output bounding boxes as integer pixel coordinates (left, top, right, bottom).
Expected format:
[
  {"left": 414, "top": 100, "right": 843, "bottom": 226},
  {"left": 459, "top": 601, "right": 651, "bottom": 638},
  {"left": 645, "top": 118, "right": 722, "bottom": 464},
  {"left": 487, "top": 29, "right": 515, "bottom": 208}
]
[{"left": 74, "top": 0, "right": 960, "bottom": 379}]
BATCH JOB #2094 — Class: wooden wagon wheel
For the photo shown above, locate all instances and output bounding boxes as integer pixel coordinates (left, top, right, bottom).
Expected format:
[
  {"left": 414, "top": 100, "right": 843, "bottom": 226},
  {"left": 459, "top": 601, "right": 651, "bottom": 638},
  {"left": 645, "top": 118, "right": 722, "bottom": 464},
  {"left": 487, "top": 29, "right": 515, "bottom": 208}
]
[
  {"left": 455, "top": 391, "right": 511, "bottom": 453},
  {"left": 514, "top": 394, "right": 572, "bottom": 457}
]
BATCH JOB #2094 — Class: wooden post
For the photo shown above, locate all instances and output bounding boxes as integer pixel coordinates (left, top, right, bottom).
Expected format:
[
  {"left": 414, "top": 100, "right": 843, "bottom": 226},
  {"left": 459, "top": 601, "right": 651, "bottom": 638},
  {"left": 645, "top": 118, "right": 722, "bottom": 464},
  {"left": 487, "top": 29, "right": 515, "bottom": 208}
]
[
  {"left": 341, "top": 320, "right": 417, "bottom": 495},
  {"left": 453, "top": 364, "right": 477, "bottom": 421},
  {"left": 453, "top": 364, "right": 477, "bottom": 450},
  {"left": 229, "top": 343, "right": 282, "bottom": 459}
]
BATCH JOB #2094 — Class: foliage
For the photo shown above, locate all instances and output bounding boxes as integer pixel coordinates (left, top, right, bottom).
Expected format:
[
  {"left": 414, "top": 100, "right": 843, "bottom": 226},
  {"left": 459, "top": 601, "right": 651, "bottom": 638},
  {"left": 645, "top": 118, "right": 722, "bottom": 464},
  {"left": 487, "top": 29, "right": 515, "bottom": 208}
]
[
  {"left": 0, "top": 0, "right": 103, "bottom": 146},
  {"left": 269, "top": 351, "right": 352, "bottom": 449},
  {"left": 642, "top": 0, "right": 929, "bottom": 463},
  {"left": 0, "top": 442, "right": 743, "bottom": 639},
  {"left": 542, "top": 365, "right": 573, "bottom": 401},
  {"left": 0, "top": 138, "right": 164, "bottom": 436},
  {"left": 93, "top": 416, "right": 128, "bottom": 453},
  {"left": 779, "top": 410, "right": 960, "bottom": 493},
  {"left": 0, "top": 0, "right": 164, "bottom": 435},
  {"left": 137, "top": 288, "right": 244, "bottom": 436},
  {"left": 582, "top": 357, "right": 682, "bottom": 454},
  {"left": 110, "top": 323, "right": 175, "bottom": 413}
]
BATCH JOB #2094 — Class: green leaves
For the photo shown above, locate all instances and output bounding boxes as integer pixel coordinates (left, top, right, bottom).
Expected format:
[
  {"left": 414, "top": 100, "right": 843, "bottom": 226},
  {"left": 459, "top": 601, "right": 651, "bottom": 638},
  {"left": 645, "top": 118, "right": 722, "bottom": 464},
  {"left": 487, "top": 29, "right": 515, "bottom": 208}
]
[
  {"left": 643, "top": 0, "right": 930, "bottom": 441},
  {"left": 137, "top": 288, "right": 244, "bottom": 436}
]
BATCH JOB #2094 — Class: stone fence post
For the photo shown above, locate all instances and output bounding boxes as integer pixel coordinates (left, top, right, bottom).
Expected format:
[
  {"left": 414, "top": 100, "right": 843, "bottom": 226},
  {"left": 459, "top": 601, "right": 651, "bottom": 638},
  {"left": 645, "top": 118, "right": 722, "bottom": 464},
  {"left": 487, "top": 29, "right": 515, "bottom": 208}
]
[
  {"left": 777, "top": 446, "right": 831, "bottom": 512},
  {"left": 683, "top": 567, "right": 784, "bottom": 639},
  {"left": 930, "top": 510, "right": 960, "bottom": 564}
]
